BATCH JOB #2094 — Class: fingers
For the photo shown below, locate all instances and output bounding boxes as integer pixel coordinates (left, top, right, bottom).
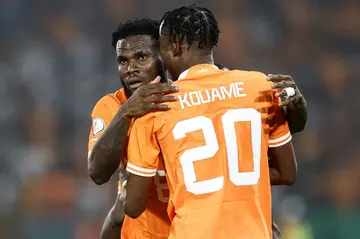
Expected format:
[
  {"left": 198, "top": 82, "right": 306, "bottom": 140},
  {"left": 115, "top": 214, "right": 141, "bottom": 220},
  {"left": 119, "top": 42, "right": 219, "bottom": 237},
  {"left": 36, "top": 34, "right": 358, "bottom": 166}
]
[
  {"left": 279, "top": 97, "right": 290, "bottom": 107},
  {"left": 266, "top": 74, "right": 293, "bottom": 83},
  {"left": 271, "top": 80, "right": 296, "bottom": 90},
  {"left": 275, "top": 87, "right": 295, "bottom": 98},
  {"left": 150, "top": 103, "right": 172, "bottom": 111},
  {"left": 278, "top": 94, "right": 302, "bottom": 107},
  {"left": 152, "top": 95, "right": 178, "bottom": 103},
  {"left": 275, "top": 89, "right": 287, "bottom": 98},
  {"left": 143, "top": 83, "right": 179, "bottom": 95},
  {"left": 150, "top": 76, "right": 161, "bottom": 84}
]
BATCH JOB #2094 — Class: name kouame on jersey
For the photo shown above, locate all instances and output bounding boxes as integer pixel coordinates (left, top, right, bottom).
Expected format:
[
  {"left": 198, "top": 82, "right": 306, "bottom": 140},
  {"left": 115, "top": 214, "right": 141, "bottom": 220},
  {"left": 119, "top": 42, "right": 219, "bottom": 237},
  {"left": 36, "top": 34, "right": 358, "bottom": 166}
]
[
  {"left": 87, "top": 88, "right": 170, "bottom": 239},
  {"left": 126, "top": 64, "right": 292, "bottom": 239},
  {"left": 178, "top": 82, "right": 246, "bottom": 109}
]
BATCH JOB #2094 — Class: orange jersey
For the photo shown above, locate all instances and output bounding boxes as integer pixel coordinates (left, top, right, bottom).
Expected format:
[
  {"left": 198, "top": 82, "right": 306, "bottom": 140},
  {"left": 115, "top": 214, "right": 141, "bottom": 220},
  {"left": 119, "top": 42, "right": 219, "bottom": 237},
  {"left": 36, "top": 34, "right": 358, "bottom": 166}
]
[
  {"left": 126, "top": 64, "right": 292, "bottom": 239},
  {"left": 88, "top": 88, "right": 170, "bottom": 239}
]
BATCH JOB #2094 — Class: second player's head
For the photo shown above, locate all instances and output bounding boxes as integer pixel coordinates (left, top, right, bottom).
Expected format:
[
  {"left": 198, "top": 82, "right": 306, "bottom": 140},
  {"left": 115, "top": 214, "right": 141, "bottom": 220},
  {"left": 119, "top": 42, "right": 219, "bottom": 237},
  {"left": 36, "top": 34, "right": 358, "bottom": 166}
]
[
  {"left": 158, "top": 5, "right": 220, "bottom": 80},
  {"left": 112, "top": 18, "right": 167, "bottom": 97}
]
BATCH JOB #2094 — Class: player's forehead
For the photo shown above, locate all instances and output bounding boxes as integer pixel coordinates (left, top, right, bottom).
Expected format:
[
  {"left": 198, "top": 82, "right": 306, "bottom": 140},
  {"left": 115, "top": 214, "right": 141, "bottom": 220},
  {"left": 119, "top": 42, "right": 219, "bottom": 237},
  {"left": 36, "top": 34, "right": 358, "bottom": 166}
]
[{"left": 116, "top": 35, "right": 157, "bottom": 56}]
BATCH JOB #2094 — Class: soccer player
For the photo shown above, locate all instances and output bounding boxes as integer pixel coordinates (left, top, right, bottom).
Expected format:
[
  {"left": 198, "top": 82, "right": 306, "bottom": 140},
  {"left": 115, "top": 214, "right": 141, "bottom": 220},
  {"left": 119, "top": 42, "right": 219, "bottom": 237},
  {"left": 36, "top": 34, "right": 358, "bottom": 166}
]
[
  {"left": 124, "top": 5, "right": 297, "bottom": 239},
  {"left": 92, "top": 17, "right": 306, "bottom": 239},
  {"left": 87, "top": 19, "right": 177, "bottom": 239},
  {"left": 215, "top": 63, "right": 284, "bottom": 238}
]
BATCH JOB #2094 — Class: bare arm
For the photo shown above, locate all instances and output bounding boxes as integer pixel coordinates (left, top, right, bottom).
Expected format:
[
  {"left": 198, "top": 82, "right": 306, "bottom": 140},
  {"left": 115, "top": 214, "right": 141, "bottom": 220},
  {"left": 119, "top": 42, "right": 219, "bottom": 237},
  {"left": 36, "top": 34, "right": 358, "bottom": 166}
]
[
  {"left": 268, "top": 142, "right": 297, "bottom": 186},
  {"left": 88, "top": 108, "right": 131, "bottom": 185},
  {"left": 100, "top": 186, "right": 127, "bottom": 239},
  {"left": 100, "top": 169, "right": 128, "bottom": 239},
  {"left": 125, "top": 173, "right": 153, "bottom": 219},
  {"left": 100, "top": 200, "right": 122, "bottom": 239},
  {"left": 285, "top": 98, "right": 307, "bottom": 134},
  {"left": 88, "top": 81, "right": 178, "bottom": 185}
]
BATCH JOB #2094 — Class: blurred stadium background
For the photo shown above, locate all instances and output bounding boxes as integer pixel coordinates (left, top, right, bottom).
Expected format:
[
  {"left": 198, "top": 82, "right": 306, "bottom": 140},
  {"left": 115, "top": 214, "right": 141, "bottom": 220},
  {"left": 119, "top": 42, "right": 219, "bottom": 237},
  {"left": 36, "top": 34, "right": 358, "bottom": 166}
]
[{"left": 1, "top": 0, "right": 359, "bottom": 238}]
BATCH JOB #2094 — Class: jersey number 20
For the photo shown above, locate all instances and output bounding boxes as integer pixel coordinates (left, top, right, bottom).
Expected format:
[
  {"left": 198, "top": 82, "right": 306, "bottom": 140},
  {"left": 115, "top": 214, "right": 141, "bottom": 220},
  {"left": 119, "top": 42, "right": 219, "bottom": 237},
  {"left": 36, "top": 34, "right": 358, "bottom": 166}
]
[{"left": 173, "top": 108, "right": 262, "bottom": 195}]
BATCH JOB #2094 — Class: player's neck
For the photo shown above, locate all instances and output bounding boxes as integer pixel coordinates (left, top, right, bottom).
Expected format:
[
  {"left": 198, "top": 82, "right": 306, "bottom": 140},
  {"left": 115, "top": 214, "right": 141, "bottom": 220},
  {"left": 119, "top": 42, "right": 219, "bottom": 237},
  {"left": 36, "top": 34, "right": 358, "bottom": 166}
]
[{"left": 182, "top": 53, "right": 214, "bottom": 72}]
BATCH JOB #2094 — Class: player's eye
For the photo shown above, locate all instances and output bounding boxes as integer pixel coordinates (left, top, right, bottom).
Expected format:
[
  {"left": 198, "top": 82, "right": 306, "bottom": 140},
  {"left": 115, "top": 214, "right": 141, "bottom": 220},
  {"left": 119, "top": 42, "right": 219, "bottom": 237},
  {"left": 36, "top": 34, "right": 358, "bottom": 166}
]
[
  {"left": 120, "top": 59, "right": 127, "bottom": 65},
  {"left": 137, "top": 55, "right": 147, "bottom": 61},
  {"left": 117, "top": 57, "right": 127, "bottom": 65}
]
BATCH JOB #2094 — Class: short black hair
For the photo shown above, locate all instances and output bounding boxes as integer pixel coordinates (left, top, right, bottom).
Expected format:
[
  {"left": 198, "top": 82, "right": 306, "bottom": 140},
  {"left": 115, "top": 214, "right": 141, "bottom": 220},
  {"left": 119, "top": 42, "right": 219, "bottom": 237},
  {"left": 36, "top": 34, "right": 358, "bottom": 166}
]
[
  {"left": 159, "top": 5, "right": 220, "bottom": 49},
  {"left": 111, "top": 18, "right": 160, "bottom": 49}
]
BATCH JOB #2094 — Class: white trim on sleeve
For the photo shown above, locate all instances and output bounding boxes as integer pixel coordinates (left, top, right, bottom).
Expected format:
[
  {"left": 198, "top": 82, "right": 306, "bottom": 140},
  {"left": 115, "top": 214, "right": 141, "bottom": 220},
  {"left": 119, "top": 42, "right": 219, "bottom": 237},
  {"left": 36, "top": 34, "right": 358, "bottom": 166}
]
[
  {"left": 268, "top": 134, "right": 292, "bottom": 148},
  {"left": 126, "top": 167, "right": 157, "bottom": 177},
  {"left": 269, "top": 132, "right": 291, "bottom": 144}
]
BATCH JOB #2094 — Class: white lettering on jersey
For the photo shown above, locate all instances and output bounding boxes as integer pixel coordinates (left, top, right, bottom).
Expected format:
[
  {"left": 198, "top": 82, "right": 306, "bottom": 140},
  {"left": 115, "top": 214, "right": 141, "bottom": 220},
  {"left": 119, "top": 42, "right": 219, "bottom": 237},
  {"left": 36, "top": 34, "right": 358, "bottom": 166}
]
[
  {"left": 178, "top": 82, "right": 247, "bottom": 109},
  {"left": 92, "top": 118, "right": 105, "bottom": 135}
]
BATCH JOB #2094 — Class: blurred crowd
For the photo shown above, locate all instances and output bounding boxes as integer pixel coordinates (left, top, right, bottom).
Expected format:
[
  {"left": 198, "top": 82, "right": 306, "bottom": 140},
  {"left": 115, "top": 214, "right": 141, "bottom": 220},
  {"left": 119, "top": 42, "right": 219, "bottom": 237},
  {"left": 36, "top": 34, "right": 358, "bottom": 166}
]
[{"left": 0, "top": 0, "right": 359, "bottom": 238}]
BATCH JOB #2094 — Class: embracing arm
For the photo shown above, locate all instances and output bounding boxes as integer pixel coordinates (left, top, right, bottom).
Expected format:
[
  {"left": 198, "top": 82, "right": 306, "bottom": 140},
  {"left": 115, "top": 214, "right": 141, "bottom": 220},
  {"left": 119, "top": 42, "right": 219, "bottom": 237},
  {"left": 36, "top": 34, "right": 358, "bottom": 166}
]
[
  {"left": 286, "top": 98, "right": 307, "bottom": 134},
  {"left": 266, "top": 74, "right": 308, "bottom": 134},
  {"left": 268, "top": 142, "right": 297, "bottom": 186},
  {"left": 100, "top": 197, "right": 123, "bottom": 239},
  {"left": 88, "top": 81, "right": 178, "bottom": 185},
  {"left": 100, "top": 175, "right": 127, "bottom": 239}
]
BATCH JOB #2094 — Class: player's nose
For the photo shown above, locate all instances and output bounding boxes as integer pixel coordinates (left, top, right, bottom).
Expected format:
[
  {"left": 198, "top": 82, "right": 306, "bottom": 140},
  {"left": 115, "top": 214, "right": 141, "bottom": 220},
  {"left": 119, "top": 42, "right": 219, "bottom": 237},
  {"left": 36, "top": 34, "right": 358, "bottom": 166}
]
[{"left": 127, "top": 59, "right": 139, "bottom": 75}]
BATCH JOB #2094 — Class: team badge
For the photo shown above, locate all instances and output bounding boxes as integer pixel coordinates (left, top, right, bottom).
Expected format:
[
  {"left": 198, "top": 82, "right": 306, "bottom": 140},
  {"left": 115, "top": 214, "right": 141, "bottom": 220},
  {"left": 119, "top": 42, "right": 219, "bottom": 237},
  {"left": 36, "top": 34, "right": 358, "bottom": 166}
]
[{"left": 92, "top": 118, "right": 105, "bottom": 135}]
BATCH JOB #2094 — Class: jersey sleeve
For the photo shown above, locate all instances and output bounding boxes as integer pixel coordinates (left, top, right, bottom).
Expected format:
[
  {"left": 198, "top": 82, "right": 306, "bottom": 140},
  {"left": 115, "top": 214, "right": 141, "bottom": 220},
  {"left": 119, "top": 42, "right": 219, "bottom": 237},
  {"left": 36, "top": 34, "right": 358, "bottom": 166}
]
[
  {"left": 250, "top": 71, "right": 292, "bottom": 148},
  {"left": 87, "top": 98, "right": 115, "bottom": 158},
  {"left": 126, "top": 114, "right": 160, "bottom": 177},
  {"left": 268, "top": 102, "right": 292, "bottom": 148}
]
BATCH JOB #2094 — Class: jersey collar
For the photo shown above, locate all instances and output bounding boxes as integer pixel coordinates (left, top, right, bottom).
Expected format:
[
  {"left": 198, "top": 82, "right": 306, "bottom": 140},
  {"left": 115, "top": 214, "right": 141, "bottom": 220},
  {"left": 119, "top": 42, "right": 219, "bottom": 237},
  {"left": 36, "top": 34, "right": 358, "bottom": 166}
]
[
  {"left": 116, "top": 88, "right": 128, "bottom": 103},
  {"left": 177, "top": 64, "right": 219, "bottom": 81}
]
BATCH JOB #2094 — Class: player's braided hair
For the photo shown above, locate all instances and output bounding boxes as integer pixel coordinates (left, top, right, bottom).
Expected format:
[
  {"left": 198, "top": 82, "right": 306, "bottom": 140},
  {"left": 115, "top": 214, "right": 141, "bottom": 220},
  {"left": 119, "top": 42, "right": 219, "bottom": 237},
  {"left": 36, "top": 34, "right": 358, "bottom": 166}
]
[
  {"left": 159, "top": 5, "right": 220, "bottom": 49},
  {"left": 111, "top": 18, "right": 160, "bottom": 49}
]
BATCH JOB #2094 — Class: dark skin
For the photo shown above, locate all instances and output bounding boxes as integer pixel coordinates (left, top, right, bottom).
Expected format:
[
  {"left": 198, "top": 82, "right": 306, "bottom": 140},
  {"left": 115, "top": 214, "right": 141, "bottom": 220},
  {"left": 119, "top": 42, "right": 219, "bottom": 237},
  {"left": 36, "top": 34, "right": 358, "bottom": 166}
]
[
  {"left": 100, "top": 164, "right": 127, "bottom": 239},
  {"left": 125, "top": 35, "right": 297, "bottom": 221},
  {"left": 267, "top": 74, "right": 307, "bottom": 134},
  {"left": 88, "top": 35, "right": 179, "bottom": 185},
  {"left": 100, "top": 193, "right": 125, "bottom": 239},
  {"left": 268, "top": 144, "right": 297, "bottom": 186}
]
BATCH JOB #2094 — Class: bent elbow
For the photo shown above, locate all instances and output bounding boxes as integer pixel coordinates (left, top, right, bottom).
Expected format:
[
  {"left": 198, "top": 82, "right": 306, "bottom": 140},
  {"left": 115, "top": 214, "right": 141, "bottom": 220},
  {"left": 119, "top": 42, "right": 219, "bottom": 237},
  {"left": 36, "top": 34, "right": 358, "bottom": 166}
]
[
  {"left": 283, "top": 173, "right": 296, "bottom": 186},
  {"left": 90, "top": 174, "right": 108, "bottom": 185},
  {"left": 290, "top": 123, "right": 306, "bottom": 134},
  {"left": 125, "top": 206, "right": 143, "bottom": 219},
  {"left": 88, "top": 167, "right": 110, "bottom": 185},
  {"left": 124, "top": 199, "right": 145, "bottom": 219}
]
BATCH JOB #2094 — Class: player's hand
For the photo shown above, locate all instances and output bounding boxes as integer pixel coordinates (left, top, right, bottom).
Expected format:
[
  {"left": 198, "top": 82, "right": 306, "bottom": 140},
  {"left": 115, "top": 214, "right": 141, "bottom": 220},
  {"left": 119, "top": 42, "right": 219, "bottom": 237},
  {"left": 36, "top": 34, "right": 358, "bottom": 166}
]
[
  {"left": 119, "top": 160, "right": 129, "bottom": 182},
  {"left": 122, "top": 76, "right": 179, "bottom": 118},
  {"left": 267, "top": 74, "right": 305, "bottom": 110},
  {"left": 110, "top": 189, "right": 126, "bottom": 226},
  {"left": 272, "top": 221, "right": 281, "bottom": 239}
]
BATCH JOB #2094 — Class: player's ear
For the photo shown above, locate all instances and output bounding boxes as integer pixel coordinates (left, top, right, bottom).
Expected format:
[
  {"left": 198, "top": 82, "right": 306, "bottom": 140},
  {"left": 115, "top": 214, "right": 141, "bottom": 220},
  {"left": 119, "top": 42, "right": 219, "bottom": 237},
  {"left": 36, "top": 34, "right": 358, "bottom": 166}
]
[{"left": 172, "top": 42, "right": 182, "bottom": 57}]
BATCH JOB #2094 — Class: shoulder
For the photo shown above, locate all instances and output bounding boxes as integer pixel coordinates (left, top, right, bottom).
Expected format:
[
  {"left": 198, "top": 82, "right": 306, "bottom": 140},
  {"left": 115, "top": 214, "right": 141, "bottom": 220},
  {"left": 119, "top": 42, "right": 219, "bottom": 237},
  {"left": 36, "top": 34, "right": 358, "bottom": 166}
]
[
  {"left": 228, "top": 70, "right": 271, "bottom": 89},
  {"left": 91, "top": 89, "right": 125, "bottom": 117},
  {"left": 229, "top": 70, "right": 267, "bottom": 81}
]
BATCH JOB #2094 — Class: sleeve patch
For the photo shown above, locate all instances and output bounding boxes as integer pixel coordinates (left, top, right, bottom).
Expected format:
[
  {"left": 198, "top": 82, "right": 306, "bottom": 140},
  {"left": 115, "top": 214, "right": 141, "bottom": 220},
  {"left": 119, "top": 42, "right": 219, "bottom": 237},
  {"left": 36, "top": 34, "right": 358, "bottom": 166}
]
[{"left": 92, "top": 118, "right": 105, "bottom": 135}]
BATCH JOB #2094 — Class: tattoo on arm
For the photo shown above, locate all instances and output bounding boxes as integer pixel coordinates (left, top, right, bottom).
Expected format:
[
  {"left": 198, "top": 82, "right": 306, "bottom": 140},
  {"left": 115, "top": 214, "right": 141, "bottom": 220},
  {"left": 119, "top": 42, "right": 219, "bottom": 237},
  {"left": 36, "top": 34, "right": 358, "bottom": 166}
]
[{"left": 89, "top": 109, "right": 131, "bottom": 183}]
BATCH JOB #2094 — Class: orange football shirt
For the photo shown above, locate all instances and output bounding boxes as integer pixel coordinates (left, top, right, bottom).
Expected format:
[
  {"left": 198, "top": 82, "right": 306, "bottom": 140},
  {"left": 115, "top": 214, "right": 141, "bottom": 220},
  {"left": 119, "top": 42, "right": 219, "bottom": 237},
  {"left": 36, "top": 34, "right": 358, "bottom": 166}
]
[
  {"left": 126, "top": 64, "right": 292, "bottom": 239},
  {"left": 88, "top": 88, "right": 170, "bottom": 239}
]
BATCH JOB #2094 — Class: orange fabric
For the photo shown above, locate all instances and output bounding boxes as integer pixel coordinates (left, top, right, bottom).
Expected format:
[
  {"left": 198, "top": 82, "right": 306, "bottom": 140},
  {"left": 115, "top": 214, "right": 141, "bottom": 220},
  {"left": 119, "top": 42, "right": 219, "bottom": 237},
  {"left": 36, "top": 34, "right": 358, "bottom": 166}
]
[
  {"left": 88, "top": 89, "right": 125, "bottom": 156},
  {"left": 127, "top": 64, "right": 292, "bottom": 239},
  {"left": 88, "top": 88, "right": 170, "bottom": 239}
]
